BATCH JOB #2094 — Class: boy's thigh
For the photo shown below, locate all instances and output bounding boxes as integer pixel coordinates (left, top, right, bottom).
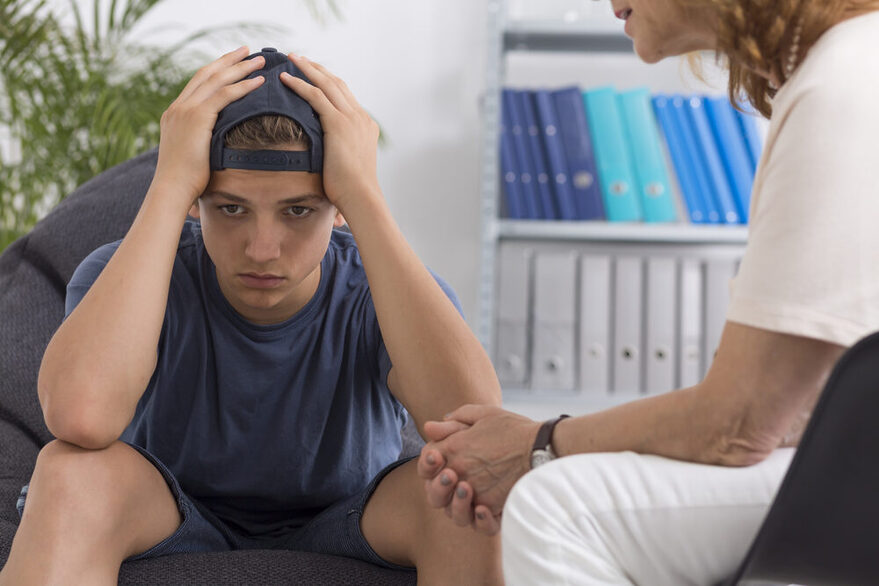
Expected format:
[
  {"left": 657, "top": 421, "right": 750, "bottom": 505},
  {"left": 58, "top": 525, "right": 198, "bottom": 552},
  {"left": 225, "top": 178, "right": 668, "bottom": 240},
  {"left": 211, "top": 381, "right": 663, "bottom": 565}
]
[{"left": 285, "top": 457, "right": 417, "bottom": 571}]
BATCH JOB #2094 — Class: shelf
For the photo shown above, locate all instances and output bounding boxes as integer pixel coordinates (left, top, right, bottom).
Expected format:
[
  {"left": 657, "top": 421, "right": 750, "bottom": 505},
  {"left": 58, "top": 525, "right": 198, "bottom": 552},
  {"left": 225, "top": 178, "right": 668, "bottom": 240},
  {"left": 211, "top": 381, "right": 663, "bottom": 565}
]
[
  {"left": 503, "top": 389, "right": 650, "bottom": 419},
  {"left": 497, "top": 220, "right": 749, "bottom": 244},
  {"left": 503, "top": 21, "right": 633, "bottom": 53}
]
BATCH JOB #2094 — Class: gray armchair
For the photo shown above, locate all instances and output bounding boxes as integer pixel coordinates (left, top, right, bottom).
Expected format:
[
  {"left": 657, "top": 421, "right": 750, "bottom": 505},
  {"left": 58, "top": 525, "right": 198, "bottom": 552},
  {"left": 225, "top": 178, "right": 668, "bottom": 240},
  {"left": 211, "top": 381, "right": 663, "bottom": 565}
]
[{"left": 0, "top": 149, "right": 419, "bottom": 585}]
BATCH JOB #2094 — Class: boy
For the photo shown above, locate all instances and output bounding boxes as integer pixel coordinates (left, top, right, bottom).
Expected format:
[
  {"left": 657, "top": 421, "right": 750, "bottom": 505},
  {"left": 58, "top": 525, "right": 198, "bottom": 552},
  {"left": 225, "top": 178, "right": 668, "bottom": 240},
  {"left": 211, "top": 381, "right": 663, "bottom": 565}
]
[{"left": 0, "top": 47, "right": 502, "bottom": 584}]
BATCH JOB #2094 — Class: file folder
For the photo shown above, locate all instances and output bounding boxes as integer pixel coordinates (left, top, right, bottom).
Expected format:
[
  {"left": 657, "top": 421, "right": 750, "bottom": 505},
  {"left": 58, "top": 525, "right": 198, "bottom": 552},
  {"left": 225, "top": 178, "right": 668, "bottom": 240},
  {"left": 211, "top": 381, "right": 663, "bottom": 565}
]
[
  {"left": 495, "top": 246, "right": 532, "bottom": 387},
  {"left": 551, "top": 86, "right": 606, "bottom": 220},
  {"left": 613, "top": 256, "right": 644, "bottom": 392},
  {"left": 499, "top": 113, "right": 525, "bottom": 219},
  {"left": 679, "top": 259, "right": 704, "bottom": 387},
  {"left": 579, "top": 255, "right": 611, "bottom": 394},
  {"left": 704, "top": 96, "right": 754, "bottom": 223},
  {"left": 533, "top": 90, "right": 579, "bottom": 220},
  {"left": 618, "top": 88, "right": 678, "bottom": 223},
  {"left": 671, "top": 95, "right": 721, "bottom": 223},
  {"left": 502, "top": 89, "right": 541, "bottom": 219},
  {"left": 645, "top": 257, "right": 678, "bottom": 394},
  {"left": 704, "top": 259, "right": 737, "bottom": 370},
  {"left": 686, "top": 96, "right": 741, "bottom": 224},
  {"left": 532, "top": 251, "right": 578, "bottom": 391},
  {"left": 519, "top": 90, "right": 558, "bottom": 219},
  {"left": 583, "top": 87, "right": 643, "bottom": 222},
  {"left": 653, "top": 94, "right": 709, "bottom": 224}
]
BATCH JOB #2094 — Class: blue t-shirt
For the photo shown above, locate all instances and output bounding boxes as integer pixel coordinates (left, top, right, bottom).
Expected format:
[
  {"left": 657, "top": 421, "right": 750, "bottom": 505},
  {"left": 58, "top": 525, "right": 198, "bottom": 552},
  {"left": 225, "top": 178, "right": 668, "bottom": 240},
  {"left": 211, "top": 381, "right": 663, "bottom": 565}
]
[{"left": 65, "top": 221, "right": 461, "bottom": 538}]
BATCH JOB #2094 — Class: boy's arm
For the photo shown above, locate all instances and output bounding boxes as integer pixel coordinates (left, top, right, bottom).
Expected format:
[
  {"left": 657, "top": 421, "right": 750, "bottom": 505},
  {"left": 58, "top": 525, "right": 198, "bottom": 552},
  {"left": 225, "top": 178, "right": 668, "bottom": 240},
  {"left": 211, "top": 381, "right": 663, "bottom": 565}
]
[
  {"left": 282, "top": 55, "right": 501, "bottom": 432},
  {"left": 38, "top": 48, "right": 267, "bottom": 449}
]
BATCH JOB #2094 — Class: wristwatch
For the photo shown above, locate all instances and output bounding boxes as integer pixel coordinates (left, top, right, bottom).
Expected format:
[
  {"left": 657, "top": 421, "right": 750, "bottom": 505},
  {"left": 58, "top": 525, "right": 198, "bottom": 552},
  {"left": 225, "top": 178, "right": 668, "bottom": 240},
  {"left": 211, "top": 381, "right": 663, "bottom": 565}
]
[{"left": 530, "top": 415, "right": 570, "bottom": 469}]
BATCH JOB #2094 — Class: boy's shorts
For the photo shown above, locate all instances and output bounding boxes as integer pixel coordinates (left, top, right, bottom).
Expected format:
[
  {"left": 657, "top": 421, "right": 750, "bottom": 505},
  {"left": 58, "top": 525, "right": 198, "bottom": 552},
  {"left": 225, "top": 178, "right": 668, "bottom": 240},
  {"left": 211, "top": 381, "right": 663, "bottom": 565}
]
[{"left": 16, "top": 443, "right": 416, "bottom": 571}]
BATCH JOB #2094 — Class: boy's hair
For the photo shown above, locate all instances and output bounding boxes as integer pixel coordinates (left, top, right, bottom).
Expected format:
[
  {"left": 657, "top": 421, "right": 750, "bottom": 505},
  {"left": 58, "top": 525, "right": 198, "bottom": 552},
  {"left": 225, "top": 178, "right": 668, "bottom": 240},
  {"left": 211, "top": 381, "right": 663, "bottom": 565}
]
[{"left": 224, "top": 115, "right": 309, "bottom": 150}]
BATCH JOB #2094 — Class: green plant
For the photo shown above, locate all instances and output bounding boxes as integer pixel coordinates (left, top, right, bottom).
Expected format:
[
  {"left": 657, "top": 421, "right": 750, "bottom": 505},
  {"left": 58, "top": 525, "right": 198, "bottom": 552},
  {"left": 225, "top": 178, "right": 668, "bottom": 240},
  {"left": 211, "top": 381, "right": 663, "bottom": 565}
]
[{"left": 0, "top": 0, "right": 341, "bottom": 251}]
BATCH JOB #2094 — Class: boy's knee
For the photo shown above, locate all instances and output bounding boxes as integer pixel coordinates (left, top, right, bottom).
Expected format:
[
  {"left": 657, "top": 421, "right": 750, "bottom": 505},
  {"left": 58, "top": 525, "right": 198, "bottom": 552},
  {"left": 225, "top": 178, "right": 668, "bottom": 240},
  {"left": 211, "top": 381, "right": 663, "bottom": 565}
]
[{"left": 30, "top": 440, "right": 138, "bottom": 517}]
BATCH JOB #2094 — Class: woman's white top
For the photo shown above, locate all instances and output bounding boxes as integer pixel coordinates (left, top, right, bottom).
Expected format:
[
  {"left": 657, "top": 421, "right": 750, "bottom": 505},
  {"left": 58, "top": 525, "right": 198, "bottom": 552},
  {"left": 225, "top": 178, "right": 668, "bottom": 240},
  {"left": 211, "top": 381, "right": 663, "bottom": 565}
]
[{"left": 727, "top": 10, "right": 879, "bottom": 347}]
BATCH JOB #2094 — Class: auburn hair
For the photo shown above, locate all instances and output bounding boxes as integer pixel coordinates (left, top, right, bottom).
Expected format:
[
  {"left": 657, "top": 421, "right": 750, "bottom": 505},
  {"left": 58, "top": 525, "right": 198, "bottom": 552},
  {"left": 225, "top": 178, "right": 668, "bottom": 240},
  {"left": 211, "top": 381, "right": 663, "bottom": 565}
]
[
  {"left": 685, "top": 0, "right": 875, "bottom": 117},
  {"left": 224, "top": 115, "right": 308, "bottom": 150}
]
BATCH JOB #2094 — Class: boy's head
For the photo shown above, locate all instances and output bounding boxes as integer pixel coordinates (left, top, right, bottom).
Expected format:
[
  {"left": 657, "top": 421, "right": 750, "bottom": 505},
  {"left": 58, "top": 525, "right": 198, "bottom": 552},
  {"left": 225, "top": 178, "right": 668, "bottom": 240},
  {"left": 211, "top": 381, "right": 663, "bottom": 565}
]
[{"left": 189, "top": 48, "right": 344, "bottom": 326}]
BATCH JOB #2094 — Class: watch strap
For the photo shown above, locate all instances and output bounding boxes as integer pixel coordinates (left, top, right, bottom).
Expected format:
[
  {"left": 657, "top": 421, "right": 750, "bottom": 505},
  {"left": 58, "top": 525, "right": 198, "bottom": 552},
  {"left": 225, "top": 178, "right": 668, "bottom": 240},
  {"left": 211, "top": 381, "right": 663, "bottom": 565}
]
[{"left": 531, "top": 414, "right": 570, "bottom": 455}]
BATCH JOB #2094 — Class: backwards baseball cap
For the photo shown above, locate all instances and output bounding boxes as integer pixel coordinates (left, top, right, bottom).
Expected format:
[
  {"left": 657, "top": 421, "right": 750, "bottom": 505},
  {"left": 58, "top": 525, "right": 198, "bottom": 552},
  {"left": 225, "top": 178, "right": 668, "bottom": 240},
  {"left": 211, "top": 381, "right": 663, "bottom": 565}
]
[{"left": 210, "top": 47, "right": 323, "bottom": 173}]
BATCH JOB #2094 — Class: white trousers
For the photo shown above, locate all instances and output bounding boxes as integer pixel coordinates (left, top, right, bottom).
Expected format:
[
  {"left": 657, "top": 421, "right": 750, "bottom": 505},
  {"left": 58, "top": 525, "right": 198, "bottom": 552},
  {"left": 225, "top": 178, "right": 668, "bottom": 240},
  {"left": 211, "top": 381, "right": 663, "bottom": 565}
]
[{"left": 501, "top": 449, "right": 794, "bottom": 586}]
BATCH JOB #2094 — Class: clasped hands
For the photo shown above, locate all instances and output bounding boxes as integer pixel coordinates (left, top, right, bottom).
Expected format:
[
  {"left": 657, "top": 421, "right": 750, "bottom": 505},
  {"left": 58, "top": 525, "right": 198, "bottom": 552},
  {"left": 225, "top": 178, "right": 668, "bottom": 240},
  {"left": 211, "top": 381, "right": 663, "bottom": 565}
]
[{"left": 417, "top": 405, "right": 541, "bottom": 536}]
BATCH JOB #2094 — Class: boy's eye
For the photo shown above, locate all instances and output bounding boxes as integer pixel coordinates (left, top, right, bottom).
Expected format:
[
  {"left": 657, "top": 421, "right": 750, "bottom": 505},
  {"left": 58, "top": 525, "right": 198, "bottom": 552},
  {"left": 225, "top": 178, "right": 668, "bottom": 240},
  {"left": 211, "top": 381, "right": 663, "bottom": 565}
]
[
  {"left": 286, "top": 206, "right": 311, "bottom": 217},
  {"left": 219, "top": 204, "right": 244, "bottom": 216}
]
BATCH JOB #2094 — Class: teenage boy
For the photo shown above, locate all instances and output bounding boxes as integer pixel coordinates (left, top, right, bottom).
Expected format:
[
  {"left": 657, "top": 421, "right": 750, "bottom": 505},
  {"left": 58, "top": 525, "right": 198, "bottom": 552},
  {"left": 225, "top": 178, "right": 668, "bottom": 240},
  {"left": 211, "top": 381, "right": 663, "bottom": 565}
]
[{"left": 0, "top": 47, "right": 502, "bottom": 584}]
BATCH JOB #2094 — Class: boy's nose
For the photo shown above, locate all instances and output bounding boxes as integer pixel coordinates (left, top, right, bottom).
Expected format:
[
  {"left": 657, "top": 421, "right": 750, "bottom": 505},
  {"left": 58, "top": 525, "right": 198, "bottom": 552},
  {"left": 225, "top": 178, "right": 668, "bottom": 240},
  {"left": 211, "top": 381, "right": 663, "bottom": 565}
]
[{"left": 245, "top": 224, "right": 282, "bottom": 264}]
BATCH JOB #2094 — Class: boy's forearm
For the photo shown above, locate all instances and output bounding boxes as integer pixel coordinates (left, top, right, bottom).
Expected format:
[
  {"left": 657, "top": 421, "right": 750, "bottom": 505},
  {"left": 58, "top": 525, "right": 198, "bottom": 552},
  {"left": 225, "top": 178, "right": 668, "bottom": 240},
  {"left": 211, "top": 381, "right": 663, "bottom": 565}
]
[
  {"left": 341, "top": 193, "right": 501, "bottom": 428},
  {"left": 39, "top": 185, "right": 192, "bottom": 448}
]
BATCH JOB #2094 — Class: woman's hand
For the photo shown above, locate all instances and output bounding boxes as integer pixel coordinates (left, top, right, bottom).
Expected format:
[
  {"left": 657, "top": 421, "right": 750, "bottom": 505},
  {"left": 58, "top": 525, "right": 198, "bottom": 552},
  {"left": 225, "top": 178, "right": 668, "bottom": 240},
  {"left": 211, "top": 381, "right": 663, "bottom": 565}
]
[
  {"left": 152, "top": 46, "right": 266, "bottom": 212},
  {"left": 280, "top": 54, "right": 382, "bottom": 215}
]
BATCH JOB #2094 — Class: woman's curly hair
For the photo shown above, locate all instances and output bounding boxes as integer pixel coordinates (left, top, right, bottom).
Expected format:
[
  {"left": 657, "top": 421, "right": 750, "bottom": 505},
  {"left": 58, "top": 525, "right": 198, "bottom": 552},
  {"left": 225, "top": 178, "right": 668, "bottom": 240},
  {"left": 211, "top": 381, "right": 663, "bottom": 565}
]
[{"left": 686, "top": 0, "right": 872, "bottom": 117}]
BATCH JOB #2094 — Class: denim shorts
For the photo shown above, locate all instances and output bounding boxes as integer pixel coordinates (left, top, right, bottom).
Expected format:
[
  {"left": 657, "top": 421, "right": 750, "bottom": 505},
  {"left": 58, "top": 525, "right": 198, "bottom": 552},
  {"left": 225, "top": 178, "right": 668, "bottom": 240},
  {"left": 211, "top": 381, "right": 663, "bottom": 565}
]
[{"left": 17, "top": 443, "right": 415, "bottom": 571}]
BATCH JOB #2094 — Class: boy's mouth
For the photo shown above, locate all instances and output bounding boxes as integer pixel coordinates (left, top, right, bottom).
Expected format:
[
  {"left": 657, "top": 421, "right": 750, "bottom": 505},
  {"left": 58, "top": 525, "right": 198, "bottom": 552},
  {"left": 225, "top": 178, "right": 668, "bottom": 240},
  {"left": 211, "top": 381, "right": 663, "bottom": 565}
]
[
  {"left": 239, "top": 273, "right": 285, "bottom": 289},
  {"left": 615, "top": 8, "right": 633, "bottom": 20}
]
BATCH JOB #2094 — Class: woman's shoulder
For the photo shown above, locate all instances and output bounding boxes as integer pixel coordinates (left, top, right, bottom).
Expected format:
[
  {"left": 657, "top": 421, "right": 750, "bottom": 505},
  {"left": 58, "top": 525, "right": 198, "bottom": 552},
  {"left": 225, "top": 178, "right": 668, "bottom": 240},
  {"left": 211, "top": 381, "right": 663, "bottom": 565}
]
[{"left": 793, "top": 11, "right": 879, "bottom": 96}]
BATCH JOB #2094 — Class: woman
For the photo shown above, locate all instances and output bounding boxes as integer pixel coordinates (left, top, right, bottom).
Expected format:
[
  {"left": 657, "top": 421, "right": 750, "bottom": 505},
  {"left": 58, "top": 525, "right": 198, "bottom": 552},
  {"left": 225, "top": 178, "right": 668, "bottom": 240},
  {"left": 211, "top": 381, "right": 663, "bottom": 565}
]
[{"left": 416, "top": 0, "right": 879, "bottom": 584}]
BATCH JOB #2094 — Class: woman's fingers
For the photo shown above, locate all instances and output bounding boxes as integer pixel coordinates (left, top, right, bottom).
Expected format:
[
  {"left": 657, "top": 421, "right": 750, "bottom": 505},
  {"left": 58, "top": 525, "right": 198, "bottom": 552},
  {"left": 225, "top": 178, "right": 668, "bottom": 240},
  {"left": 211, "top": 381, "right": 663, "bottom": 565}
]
[
  {"left": 474, "top": 505, "right": 502, "bottom": 536},
  {"left": 426, "top": 466, "right": 458, "bottom": 509},
  {"left": 449, "top": 481, "right": 475, "bottom": 527}
]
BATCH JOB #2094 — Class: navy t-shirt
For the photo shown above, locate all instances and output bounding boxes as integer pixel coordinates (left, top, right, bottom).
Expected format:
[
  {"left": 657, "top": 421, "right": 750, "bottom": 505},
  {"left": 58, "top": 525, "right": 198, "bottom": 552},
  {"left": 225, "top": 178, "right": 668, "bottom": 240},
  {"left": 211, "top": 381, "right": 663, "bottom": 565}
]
[{"left": 65, "top": 221, "right": 461, "bottom": 538}]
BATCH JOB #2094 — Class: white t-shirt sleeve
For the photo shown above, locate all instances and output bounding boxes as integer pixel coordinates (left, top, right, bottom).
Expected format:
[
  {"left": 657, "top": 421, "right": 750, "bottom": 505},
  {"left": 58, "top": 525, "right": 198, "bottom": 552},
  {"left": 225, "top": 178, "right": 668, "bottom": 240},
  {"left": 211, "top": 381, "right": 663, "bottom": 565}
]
[{"left": 727, "top": 27, "right": 879, "bottom": 347}]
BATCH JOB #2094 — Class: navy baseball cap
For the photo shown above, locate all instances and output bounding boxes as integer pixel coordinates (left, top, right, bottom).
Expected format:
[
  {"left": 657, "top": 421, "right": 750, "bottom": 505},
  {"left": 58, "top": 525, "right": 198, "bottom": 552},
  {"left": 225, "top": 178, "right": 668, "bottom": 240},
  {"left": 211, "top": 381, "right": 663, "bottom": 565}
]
[{"left": 210, "top": 48, "right": 323, "bottom": 173}]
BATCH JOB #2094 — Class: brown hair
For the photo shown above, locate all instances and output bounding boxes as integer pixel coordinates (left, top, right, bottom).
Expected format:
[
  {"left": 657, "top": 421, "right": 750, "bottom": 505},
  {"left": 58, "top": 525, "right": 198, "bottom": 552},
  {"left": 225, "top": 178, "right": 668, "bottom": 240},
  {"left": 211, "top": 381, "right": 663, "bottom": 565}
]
[
  {"left": 224, "top": 115, "right": 309, "bottom": 150},
  {"left": 686, "top": 0, "right": 875, "bottom": 117}
]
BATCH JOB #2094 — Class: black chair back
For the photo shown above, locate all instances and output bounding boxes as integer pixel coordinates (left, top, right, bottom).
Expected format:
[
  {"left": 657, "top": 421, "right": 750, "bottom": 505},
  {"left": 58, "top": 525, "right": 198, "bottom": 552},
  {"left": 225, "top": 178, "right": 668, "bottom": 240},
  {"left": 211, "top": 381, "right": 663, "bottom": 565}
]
[{"left": 727, "top": 331, "right": 879, "bottom": 585}]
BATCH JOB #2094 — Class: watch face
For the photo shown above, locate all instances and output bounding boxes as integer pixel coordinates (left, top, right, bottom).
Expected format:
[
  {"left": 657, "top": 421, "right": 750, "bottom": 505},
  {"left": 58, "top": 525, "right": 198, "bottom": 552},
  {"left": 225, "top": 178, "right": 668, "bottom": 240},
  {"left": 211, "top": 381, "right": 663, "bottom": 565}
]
[{"left": 531, "top": 449, "right": 552, "bottom": 469}]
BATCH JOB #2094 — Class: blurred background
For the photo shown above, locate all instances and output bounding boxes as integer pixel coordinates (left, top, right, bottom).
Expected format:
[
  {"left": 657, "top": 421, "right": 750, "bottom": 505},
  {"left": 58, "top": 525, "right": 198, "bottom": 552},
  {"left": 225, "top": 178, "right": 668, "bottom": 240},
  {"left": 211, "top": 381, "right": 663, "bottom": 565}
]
[{"left": 0, "top": 0, "right": 730, "bottom": 340}]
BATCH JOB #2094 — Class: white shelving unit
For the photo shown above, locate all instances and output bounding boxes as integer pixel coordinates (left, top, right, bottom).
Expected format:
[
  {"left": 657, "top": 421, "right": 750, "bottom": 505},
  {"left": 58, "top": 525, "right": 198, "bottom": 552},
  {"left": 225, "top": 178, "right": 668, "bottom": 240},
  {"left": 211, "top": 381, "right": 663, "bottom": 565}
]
[{"left": 479, "top": 1, "right": 748, "bottom": 418}]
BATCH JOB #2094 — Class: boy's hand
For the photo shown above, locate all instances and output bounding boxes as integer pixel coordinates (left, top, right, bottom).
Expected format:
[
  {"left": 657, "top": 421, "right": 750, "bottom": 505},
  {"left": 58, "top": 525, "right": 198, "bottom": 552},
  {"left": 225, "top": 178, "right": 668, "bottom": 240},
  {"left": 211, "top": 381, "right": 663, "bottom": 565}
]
[
  {"left": 280, "top": 54, "right": 382, "bottom": 214},
  {"left": 152, "top": 46, "right": 266, "bottom": 211}
]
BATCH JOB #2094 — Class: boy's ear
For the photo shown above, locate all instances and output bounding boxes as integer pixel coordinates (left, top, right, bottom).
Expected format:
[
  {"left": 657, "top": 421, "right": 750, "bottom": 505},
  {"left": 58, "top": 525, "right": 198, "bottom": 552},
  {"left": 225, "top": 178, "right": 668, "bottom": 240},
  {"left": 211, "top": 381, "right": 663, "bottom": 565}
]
[{"left": 333, "top": 210, "right": 346, "bottom": 228}]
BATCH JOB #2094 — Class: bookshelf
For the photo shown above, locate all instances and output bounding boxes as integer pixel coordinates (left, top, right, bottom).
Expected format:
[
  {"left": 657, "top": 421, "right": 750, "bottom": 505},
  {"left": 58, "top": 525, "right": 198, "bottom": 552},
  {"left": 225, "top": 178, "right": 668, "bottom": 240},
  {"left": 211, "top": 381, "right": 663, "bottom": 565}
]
[{"left": 479, "top": 0, "right": 749, "bottom": 417}]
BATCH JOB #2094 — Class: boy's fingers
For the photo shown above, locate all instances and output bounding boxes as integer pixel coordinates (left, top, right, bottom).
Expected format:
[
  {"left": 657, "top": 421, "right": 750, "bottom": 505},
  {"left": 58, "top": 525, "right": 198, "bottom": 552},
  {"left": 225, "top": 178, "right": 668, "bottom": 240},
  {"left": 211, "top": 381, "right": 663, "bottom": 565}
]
[
  {"left": 188, "top": 55, "right": 266, "bottom": 107},
  {"left": 474, "top": 505, "right": 501, "bottom": 536},
  {"left": 280, "top": 72, "right": 336, "bottom": 116},
  {"left": 177, "top": 45, "right": 250, "bottom": 103},
  {"left": 202, "top": 76, "right": 265, "bottom": 115},
  {"left": 450, "top": 481, "right": 475, "bottom": 527},
  {"left": 287, "top": 54, "right": 354, "bottom": 113}
]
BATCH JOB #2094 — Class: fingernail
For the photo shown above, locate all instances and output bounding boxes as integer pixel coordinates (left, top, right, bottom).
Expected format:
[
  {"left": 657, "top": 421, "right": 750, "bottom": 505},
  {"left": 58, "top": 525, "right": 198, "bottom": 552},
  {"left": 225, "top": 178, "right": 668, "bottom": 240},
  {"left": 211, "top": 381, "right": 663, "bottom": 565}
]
[
  {"left": 456, "top": 486, "right": 467, "bottom": 498},
  {"left": 476, "top": 512, "right": 485, "bottom": 520},
  {"left": 440, "top": 474, "right": 451, "bottom": 486},
  {"left": 426, "top": 454, "right": 436, "bottom": 466}
]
